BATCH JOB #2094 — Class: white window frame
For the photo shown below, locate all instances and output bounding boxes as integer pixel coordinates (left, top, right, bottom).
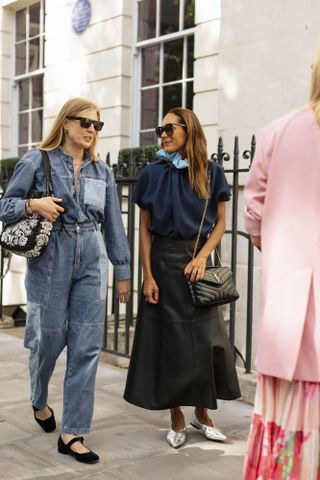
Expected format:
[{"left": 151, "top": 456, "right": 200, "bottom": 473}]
[
  {"left": 12, "top": 0, "right": 45, "bottom": 156},
  {"left": 133, "top": 0, "right": 195, "bottom": 146}
]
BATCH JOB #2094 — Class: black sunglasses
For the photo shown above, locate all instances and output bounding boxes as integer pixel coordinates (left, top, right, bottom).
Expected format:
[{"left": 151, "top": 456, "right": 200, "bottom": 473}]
[
  {"left": 66, "top": 116, "right": 104, "bottom": 132},
  {"left": 155, "top": 123, "right": 186, "bottom": 138}
]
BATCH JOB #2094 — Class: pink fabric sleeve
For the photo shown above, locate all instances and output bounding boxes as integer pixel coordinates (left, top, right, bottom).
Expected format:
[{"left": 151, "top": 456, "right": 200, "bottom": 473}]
[{"left": 244, "top": 129, "right": 270, "bottom": 236}]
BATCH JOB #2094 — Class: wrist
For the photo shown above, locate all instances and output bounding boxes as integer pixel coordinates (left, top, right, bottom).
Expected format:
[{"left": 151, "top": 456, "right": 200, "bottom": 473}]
[
  {"left": 143, "top": 271, "right": 153, "bottom": 280},
  {"left": 25, "top": 198, "right": 33, "bottom": 215},
  {"left": 28, "top": 198, "right": 38, "bottom": 213},
  {"left": 197, "top": 251, "right": 210, "bottom": 260}
]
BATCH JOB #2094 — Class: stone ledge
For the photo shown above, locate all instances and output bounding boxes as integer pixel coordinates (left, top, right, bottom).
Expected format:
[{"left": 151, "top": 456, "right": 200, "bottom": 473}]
[
  {"left": 0, "top": 315, "right": 14, "bottom": 329},
  {"left": 237, "top": 367, "right": 258, "bottom": 406},
  {"left": 100, "top": 350, "right": 130, "bottom": 369}
]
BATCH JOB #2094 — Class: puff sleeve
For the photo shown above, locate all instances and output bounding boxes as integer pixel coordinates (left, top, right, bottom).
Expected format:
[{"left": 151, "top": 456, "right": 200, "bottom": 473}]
[
  {"left": 132, "top": 166, "right": 152, "bottom": 211},
  {"left": 211, "top": 163, "right": 231, "bottom": 202}
]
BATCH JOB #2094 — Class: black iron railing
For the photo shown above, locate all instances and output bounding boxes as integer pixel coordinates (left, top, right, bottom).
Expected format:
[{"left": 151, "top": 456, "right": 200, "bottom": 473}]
[{"left": 0, "top": 140, "right": 257, "bottom": 373}]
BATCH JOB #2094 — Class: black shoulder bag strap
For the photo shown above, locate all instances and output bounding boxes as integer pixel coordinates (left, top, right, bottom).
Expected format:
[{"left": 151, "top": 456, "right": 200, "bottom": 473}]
[
  {"left": 41, "top": 150, "right": 54, "bottom": 197},
  {"left": 192, "top": 162, "right": 213, "bottom": 259},
  {"left": 192, "top": 162, "right": 222, "bottom": 265}
]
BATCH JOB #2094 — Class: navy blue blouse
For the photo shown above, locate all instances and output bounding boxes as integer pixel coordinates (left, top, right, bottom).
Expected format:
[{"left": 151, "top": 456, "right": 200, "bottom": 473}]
[{"left": 132, "top": 160, "right": 230, "bottom": 239}]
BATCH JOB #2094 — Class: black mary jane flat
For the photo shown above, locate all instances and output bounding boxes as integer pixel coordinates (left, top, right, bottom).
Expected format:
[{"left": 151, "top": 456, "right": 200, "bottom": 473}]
[
  {"left": 32, "top": 405, "right": 56, "bottom": 433},
  {"left": 57, "top": 435, "right": 99, "bottom": 464}
]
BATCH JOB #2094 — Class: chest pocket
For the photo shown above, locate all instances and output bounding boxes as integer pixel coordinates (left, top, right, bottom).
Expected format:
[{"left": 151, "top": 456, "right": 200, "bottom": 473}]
[{"left": 84, "top": 177, "right": 106, "bottom": 210}]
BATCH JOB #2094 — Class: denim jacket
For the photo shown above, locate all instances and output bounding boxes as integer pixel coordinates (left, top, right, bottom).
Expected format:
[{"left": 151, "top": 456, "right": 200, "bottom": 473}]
[{"left": 0, "top": 147, "right": 131, "bottom": 280}]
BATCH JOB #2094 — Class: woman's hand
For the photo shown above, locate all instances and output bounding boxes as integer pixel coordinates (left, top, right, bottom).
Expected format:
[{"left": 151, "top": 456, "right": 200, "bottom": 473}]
[
  {"left": 184, "top": 254, "right": 207, "bottom": 283},
  {"left": 143, "top": 276, "right": 159, "bottom": 304},
  {"left": 29, "top": 197, "right": 65, "bottom": 222},
  {"left": 116, "top": 279, "right": 131, "bottom": 303}
]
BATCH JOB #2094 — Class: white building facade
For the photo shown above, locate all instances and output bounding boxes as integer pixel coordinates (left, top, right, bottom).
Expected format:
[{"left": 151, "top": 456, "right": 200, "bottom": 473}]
[{"left": 0, "top": 0, "right": 318, "bottom": 160}]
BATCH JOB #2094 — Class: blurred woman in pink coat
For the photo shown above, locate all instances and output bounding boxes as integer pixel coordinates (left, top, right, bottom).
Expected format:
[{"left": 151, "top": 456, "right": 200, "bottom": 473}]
[{"left": 243, "top": 49, "right": 320, "bottom": 479}]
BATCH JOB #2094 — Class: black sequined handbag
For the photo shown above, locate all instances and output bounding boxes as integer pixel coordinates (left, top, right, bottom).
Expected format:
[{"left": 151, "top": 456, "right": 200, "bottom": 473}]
[
  {"left": 187, "top": 165, "right": 239, "bottom": 307},
  {"left": 0, "top": 150, "right": 54, "bottom": 259}
]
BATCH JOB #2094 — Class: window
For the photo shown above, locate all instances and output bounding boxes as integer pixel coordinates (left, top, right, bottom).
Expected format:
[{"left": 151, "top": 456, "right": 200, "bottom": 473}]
[
  {"left": 14, "top": 2, "right": 45, "bottom": 157},
  {"left": 137, "top": 0, "right": 195, "bottom": 146}
]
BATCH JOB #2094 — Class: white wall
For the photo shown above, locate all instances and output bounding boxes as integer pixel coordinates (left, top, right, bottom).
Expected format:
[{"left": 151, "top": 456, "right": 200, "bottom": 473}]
[
  {"left": 0, "top": 6, "right": 13, "bottom": 159},
  {"left": 44, "top": 0, "right": 133, "bottom": 162},
  {"left": 219, "top": 0, "right": 320, "bottom": 162},
  {"left": 193, "top": 1, "right": 221, "bottom": 156}
]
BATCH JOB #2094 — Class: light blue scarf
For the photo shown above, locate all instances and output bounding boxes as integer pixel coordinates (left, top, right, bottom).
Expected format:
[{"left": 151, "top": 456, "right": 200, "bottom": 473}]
[{"left": 156, "top": 149, "right": 188, "bottom": 169}]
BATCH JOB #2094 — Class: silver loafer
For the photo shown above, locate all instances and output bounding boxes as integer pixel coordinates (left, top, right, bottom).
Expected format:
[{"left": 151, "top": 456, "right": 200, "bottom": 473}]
[
  {"left": 190, "top": 416, "right": 227, "bottom": 442},
  {"left": 166, "top": 427, "right": 187, "bottom": 448}
]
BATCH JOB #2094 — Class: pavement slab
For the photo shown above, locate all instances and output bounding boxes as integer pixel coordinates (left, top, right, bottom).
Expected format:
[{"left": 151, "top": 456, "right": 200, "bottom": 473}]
[{"left": 0, "top": 331, "right": 252, "bottom": 480}]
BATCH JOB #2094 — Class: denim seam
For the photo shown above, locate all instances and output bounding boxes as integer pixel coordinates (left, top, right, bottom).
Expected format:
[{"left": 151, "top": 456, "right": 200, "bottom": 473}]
[
  {"left": 94, "top": 230, "right": 108, "bottom": 301},
  {"left": 32, "top": 306, "right": 43, "bottom": 408},
  {"left": 63, "top": 339, "right": 74, "bottom": 427},
  {"left": 43, "top": 238, "right": 56, "bottom": 306}
]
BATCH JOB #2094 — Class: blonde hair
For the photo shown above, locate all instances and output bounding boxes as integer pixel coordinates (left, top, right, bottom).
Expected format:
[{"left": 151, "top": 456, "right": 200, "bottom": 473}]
[
  {"left": 168, "top": 108, "right": 209, "bottom": 199},
  {"left": 310, "top": 44, "right": 320, "bottom": 122},
  {"left": 39, "top": 98, "right": 101, "bottom": 160}
]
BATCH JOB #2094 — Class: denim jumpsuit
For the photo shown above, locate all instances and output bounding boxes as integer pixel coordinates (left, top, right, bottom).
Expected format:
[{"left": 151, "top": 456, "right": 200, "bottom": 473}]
[{"left": 0, "top": 147, "right": 130, "bottom": 434}]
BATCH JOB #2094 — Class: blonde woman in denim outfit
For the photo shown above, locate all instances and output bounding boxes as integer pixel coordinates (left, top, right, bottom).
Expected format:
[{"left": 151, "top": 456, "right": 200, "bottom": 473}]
[{"left": 0, "top": 98, "right": 131, "bottom": 463}]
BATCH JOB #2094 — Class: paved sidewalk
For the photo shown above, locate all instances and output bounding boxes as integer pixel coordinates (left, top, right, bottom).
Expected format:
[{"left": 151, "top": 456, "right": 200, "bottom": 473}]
[{"left": 0, "top": 331, "right": 252, "bottom": 480}]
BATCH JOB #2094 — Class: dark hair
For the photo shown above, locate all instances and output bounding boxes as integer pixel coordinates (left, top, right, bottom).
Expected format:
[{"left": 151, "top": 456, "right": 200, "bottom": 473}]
[{"left": 168, "top": 107, "right": 209, "bottom": 199}]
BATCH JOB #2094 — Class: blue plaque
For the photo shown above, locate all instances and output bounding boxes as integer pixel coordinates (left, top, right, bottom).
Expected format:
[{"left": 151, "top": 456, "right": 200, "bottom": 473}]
[{"left": 72, "top": 0, "right": 92, "bottom": 34}]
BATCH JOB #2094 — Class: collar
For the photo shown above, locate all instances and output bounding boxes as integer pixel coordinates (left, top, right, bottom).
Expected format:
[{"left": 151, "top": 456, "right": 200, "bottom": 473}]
[
  {"left": 58, "top": 146, "right": 92, "bottom": 163},
  {"left": 155, "top": 149, "right": 189, "bottom": 169}
]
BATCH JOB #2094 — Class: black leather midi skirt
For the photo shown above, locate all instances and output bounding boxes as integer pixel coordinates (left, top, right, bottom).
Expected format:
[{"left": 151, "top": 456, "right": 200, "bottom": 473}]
[{"left": 124, "top": 236, "right": 241, "bottom": 410}]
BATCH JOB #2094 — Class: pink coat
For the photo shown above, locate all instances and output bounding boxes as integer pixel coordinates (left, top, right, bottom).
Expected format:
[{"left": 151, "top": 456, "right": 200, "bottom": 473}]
[{"left": 244, "top": 107, "right": 320, "bottom": 381}]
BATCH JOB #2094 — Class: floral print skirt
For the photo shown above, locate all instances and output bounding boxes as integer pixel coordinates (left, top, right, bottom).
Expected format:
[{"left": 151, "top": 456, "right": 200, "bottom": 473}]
[{"left": 243, "top": 374, "right": 320, "bottom": 480}]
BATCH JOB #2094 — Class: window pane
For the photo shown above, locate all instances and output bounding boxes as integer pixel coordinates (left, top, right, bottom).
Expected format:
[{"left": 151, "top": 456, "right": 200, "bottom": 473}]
[
  {"left": 29, "top": 3, "right": 40, "bottom": 37},
  {"left": 32, "top": 75, "right": 43, "bottom": 108},
  {"left": 19, "top": 79, "right": 29, "bottom": 111},
  {"left": 29, "top": 37, "right": 40, "bottom": 71},
  {"left": 187, "top": 36, "right": 194, "bottom": 78},
  {"left": 141, "top": 88, "right": 159, "bottom": 130},
  {"left": 142, "top": 45, "right": 160, "bottom": 87},
  {"left": 138, "top": 0, "right": 156, "bottom": 41},
  {"left": 163, "top": 83, "right": 182, "bottom": 115},
  {"left": 16, "top": 9, "right": 26, "bottom": 42},
  {"left": 140, "top": 131, "right": 157, "bottom": 147},
  {"left": 19, "top": 113, "right": 29, "bottom": 144},
  {"left": 163, "top": 39, "right": 183, "bottom": 83},
  {"left": 160, "top": 0, "right": 180, "bottom": 35},
  {"left": 32, "top": 110, "right": 43, "bottom": 142},
  {"left": 186, "top": 81, "right": 193, "bottom": 110},
  {"left": 184, "top": 0, "right": 195, "bottom": 29},
  {"left": 15, "top": 42, "right": 26, "bottom": 75}
]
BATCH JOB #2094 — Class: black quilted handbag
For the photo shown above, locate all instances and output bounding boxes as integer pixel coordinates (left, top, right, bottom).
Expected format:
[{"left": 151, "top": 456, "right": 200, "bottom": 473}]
[
  {"left": 0, "top": 150, "right": 53, "bottom": 258},
  {"left": 188, "top": 263, "right": 239, "bottom": 307},
  {"left": 187, "top": 164, "right": 239, "bottom": 307}
]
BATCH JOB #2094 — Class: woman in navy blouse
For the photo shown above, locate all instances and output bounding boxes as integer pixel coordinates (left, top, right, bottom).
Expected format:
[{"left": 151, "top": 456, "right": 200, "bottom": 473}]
[{"left": 124, "top": 108, "right": 240, "bottom": 448}]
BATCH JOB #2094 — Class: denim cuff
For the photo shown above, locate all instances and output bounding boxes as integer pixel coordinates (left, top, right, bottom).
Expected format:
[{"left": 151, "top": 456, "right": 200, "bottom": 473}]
[
  {"left": 114, "top": 264, "right": 131, "bottom": 280},
  {"left": 15, "top": 199, "right": 28, "bottom": 221}
]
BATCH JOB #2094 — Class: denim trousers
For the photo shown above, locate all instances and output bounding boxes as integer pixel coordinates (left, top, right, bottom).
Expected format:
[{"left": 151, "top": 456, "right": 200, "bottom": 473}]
[{"left": 24, "top": 221, "right": 108, "bottom": 434}]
